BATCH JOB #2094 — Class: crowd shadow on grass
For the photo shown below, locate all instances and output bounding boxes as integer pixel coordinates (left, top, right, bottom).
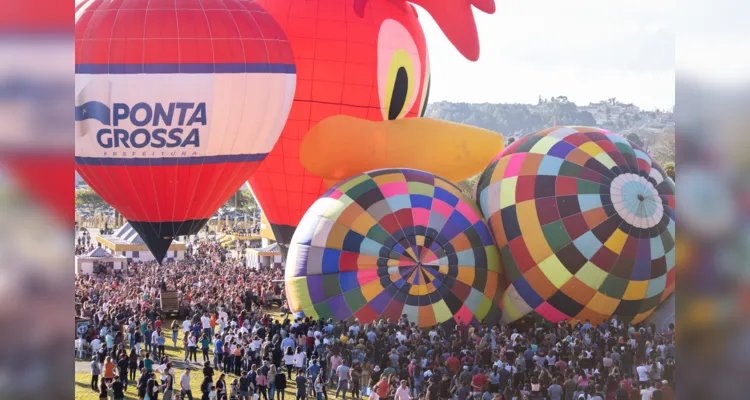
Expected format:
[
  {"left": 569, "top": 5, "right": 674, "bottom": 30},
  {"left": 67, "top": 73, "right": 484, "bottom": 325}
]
[{"left": 74, "top": 381, "right": 91, "bottom": 390}]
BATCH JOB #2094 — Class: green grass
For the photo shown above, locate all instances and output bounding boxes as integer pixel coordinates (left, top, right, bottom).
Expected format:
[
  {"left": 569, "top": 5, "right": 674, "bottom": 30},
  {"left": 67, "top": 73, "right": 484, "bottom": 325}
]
[{"left": 75, "top": 318, "right": 349, "bottom": 400}]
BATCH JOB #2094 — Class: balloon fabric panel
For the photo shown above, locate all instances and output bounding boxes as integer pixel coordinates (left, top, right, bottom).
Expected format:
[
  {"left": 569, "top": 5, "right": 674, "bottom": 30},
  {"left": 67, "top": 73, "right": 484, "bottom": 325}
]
[
  {"left": 286, "top": 169, "right": 502, "bottom": 328},
  {"left": 75, "top": 0, "right": 296, "bottom": 262},
  {"left": 477, "top": 127, "right": 676, "bottom": 325}
]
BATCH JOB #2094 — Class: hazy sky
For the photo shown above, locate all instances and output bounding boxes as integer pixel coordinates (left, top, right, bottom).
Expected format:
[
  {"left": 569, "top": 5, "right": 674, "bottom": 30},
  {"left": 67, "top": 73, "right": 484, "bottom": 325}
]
[{"left": 415, "top": 0, "right": 675, "bottom": 110}]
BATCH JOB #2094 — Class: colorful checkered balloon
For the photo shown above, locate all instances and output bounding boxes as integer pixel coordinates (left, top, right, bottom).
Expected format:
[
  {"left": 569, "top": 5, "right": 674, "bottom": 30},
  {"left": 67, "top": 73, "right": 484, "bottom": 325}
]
[
  {"left": 286, "top": 169, "right": 502, "bottom": 328},
  {"left": 476, "top": 127, "right": 676, "bottom": 324}
]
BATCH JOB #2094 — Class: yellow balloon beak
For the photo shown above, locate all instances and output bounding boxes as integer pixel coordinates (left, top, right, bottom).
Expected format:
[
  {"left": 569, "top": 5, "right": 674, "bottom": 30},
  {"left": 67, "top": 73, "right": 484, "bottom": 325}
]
[{"left": 300, "top": 115, "right": 504, "bottom": 187}]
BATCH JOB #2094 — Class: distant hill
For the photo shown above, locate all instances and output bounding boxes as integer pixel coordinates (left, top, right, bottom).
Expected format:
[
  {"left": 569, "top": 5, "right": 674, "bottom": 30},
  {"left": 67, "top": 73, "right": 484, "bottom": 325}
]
[{"left": 424, "top": 96, "right": 675, "bottom": 140}]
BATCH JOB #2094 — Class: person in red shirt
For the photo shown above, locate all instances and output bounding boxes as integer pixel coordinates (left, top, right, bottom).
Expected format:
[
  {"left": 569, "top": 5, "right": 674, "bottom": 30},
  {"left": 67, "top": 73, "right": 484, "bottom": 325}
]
[
  {"left": 555, "top": 359, "right": 567, "bottom": 376},
  {"left": 628, "top": 382, "right": 640, "bottom": 400},
  {"left": 446, "top": 353, "right": 460, "bottom": 375},
  {"left": 660, "top": 380, "right": 675, "bottom": 400},
  {"left": 471, "top": 370, "right": 488, "bottom": 394},
  {"left": 619, "top": 374, "right": 633, "bottom": 391},
  {"left": 374, "top": 375, "right": 390, "bottom": 399},
  {"left": 306, "top": 335, "right": 315, "bottom": 350}
]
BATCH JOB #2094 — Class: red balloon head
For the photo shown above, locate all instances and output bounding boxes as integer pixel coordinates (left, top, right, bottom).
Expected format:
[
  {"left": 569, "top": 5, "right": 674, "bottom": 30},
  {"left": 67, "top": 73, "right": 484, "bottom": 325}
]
[{"left": 250, "top": 0, "right": 494, "bottom": 254}]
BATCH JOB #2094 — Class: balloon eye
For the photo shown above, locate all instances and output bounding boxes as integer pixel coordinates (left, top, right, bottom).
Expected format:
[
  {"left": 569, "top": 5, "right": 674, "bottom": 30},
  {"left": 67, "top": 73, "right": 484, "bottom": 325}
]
[
  {"left": 418, "top": 54, "right": 431, "bottom": 117},
  {"left": 386, "top": 50, "right": 414, "bottom": 120},
  {"left": 378, "top": 19, "right": 422, "bottom": 121}
]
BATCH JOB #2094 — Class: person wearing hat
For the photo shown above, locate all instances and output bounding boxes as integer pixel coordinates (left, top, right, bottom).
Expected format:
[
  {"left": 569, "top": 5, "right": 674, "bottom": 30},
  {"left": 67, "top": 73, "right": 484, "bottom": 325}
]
[
  {"left": 659, "top": 380, "right": 674, "bottom": 400},
  {"left": 371, "top": 365, "right": 382, "bottom": 384},
  {"left": 459, "top": 366, "right": 472, "bottom": 387}
]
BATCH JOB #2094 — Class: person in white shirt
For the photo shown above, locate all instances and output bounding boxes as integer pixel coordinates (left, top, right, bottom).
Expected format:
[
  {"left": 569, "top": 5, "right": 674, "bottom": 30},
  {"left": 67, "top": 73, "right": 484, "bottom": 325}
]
[
  {"left": 533, "top": 353, "right": 545, "bottom": 368},
  {"left": 545, "top": 353, "right": 556, "bottom": 366},
  {"left": 182, "top": 317, "right": 192, "bottom": 334},
  {"left": 91, "top": 337, "right": 102, "bottom": 354},
  {"left": 201, "top": 313, "right": 212, "bottom": 336},
  {"left": 640, "top": 383, "right": 655, "bottom": 400},
  {"left": 636, "top": 362, "right": 651, "bottom": 383},
  {"left": 180, "top": 367, "right": 193, "bottom": 398},
  {"left": 395, "top": 380, "right": 411, "bottom": 400}
]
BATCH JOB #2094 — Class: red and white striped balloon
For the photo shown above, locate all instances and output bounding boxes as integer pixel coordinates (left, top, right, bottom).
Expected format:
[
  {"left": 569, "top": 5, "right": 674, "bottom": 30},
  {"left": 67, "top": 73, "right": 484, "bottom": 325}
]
[{"left": 75, "top": 0, "right": 296, "bottom": 262}]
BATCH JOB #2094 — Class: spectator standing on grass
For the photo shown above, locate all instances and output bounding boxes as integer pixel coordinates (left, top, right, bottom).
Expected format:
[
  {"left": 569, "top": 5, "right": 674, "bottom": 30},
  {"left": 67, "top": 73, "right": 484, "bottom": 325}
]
[
  {"left": 117, "top": 353, "right": 129, "bottom": 390},
  {"left": 111, "top": 375, "right": 126, "bottom": 400},
  {"left": 91, "top": 355, "right": 101, "bottom": 391},
  {"left": 129, "top": 349, "right": 139, "bottom": 382},
  {"left": 171, "top": 320, "right": 180, "bottom": 346},
  {"left": 284, "top": 347, "right": 295, "bottom": 379},
  {"left": 335, "top": 359, "right": 351, "bottom": 400},
  {"left": 216, "top": 373, "right": 227, "bottom": 400},
  {"left": 275, "top": 367, "right": 287, "bottom": 400},
  {"left": 181, "top": 368, "right": 194, "bottom": 400},
  {"left": 296, "top": 372, "right": 308, "bottom": 400},
  {"left": 103, "top": 356, "right": 117, "bottom": 384},
  {"left": 98, "top": 378, "right": 109, "bottom": 400}
]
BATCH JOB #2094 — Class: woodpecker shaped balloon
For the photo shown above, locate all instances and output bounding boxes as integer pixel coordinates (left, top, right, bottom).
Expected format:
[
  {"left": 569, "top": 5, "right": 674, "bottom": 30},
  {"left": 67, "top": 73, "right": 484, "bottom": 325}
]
[
  {"left": 75, "top": 0, "right": 296, "bottom": 263},
  {"left": 249, "top": 0, "right": 503, "bottom": 258}
]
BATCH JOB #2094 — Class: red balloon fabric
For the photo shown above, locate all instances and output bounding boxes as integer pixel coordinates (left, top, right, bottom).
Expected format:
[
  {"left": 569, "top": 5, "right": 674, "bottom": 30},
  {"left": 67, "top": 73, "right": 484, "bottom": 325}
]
[{"left": 248, "top": 0, "right": 432, "bottom": 251}]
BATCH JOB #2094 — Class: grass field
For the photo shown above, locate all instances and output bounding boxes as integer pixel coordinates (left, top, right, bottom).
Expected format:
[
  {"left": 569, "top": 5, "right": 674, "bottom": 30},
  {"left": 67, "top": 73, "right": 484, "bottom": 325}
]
[{"left": 75, "top": 316, "right": 347, "bottom": 400}]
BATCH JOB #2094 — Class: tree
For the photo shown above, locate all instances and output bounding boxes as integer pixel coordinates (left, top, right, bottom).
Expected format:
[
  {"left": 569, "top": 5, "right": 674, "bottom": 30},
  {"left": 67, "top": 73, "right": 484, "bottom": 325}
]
[
  {"left": 653, "top": 131, "right": 675, "bottom": 164},
  {"left": 75, "top": 188, "right": 107, "bottom": 210},
  {"left": 223, "top": 187, "right": 256, "bottom": 211},
  {"left": 577, "top": 111, "right": 596, "bottom": 127},
  {"left": 457, "top": 174, "right": 481, "bottom": 198},
  {"left": 663, "top": 162, "right": 675, "bottom": 181},
  {"left": 625, "top": 132, "right": 644, "bottom": 148},
  {"left": 506, "top": 137, "right": 516, "bottom": 146}
]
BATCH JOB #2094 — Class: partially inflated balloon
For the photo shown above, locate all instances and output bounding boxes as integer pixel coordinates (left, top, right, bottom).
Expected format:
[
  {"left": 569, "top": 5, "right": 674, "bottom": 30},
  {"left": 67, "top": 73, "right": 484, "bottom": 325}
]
[
  {"left": 286, "top": 169, "right": 502, "bottom": 328},
  {"left": 476, "top": 127, "right": 675, "bottom": 324},
  {"left": 75, "top": 0, "right": 296, "bottom": 262}
]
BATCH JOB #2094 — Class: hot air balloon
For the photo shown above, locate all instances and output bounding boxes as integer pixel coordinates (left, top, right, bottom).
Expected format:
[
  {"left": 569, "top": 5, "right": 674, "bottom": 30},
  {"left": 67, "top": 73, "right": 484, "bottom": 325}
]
[
  {"left": 75, "top": 0, "right": 296, "bottom": 263},
  {"left": 286, "top": 168, "right": 503, "bottom": 328},
  {"left": 476, "top": 127, "right": 676, "bottom": 324},
  {"left": 248, "top": 0, "right": 502, "bottom": 258}
]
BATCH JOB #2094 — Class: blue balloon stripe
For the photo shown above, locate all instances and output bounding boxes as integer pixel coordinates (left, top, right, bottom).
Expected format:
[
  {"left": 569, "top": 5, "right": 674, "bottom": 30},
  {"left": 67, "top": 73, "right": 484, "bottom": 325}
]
[
  {"left": 75, "top": 153, "right": 267, "bottom": 166},
  {"left": 75, "top": 63, "right": 296, "bottom": 74}
]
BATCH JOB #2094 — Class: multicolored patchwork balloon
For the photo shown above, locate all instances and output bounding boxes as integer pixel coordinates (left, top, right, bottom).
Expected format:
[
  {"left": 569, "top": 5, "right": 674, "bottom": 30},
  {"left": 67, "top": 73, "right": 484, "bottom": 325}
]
[
  {"left": 476, "top": 127, "right": 676, "bottom": 324},
  {"left": 286, "top": 169, "right": 502, "bottom": 328}
]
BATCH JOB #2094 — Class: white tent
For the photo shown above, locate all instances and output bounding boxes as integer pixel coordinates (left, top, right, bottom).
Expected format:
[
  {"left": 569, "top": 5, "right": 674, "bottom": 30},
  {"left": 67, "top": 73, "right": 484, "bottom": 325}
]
[
  {"left": 246, "top": 242, "right": 282, "bottom": 270},
  {"left": 75, "top": 245, "right": 128, "bottom": 275},
  {"left": 96, "top": 222, "right": 185, "bottom": 262}
]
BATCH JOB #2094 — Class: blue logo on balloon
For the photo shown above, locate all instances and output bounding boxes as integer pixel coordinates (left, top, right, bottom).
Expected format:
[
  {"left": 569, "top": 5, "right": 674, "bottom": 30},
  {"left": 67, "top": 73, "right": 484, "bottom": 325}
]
[
  {"left": 75, "top": 101, "right": 111, "bottom": 125},
  {"left": 75, "top": 101, "right": 206, "bottom": 149}
]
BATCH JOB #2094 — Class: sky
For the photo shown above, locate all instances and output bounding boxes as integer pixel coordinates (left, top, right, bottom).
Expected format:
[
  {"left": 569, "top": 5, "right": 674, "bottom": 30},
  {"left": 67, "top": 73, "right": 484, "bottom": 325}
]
[{"left": 415, "top": 0, "right": 675, "bottom": 110}]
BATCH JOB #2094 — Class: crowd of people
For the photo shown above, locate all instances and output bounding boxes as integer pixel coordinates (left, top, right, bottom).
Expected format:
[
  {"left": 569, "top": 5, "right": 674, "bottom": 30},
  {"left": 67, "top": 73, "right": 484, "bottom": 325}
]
[
  {"left": 76, "top": 228, "right": 95, "bottom": 255},
  {"left": 75, "top": 232, "right": 676, "bottom": 400}
]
